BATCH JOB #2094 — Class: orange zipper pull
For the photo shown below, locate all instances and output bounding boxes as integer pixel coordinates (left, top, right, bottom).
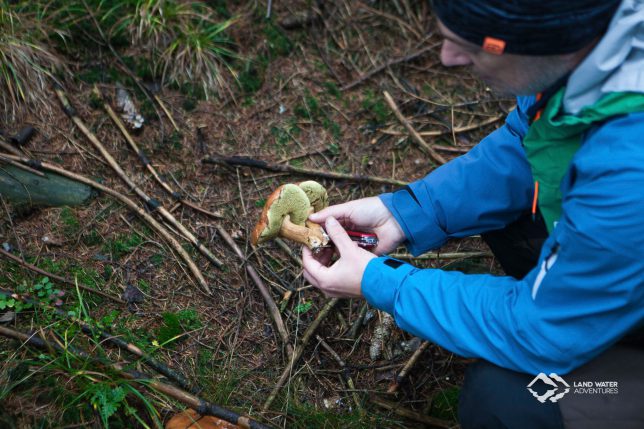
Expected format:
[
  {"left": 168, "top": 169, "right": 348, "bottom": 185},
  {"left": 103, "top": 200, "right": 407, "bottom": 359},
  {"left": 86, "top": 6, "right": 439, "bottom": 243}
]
[{"left": 532, "top": 181, "right": 539, "bottom": 222}]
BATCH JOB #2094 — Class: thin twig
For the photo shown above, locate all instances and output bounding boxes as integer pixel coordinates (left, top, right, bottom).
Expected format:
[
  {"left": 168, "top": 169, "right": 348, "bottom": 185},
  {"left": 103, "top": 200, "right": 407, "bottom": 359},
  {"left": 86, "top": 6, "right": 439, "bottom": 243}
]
[
  {"left": 349, "top": 302, "right": 369, "bottom": 339},
  {"left": 341, "top": 43, "right": 439, "bottom": 91},
  {"left": 0, "top": 325, "right": 269, "bottom": 429},
  {"left": 0, "top": 137, "right": 22, "bottom": 156},
  {"left": 383, "top": 91, "right": 447, "bottom": 165},
  {"left": 203, "top": 154, "right": 408, "bottom": 187},
  {"left": 0, "top": 248, "right": 124, "bottom": 304},
  {"left": 3, "top": 154, "right": 210, "bottom": 294},
  {"left": 379, "top": 114, "right": 503, "bottom": 138},
  {"left": 387, "top": 340, "right": 430, "bottom": 394},
  {"left": 262, "top": 298, "right": 340, "bottom": 411}
]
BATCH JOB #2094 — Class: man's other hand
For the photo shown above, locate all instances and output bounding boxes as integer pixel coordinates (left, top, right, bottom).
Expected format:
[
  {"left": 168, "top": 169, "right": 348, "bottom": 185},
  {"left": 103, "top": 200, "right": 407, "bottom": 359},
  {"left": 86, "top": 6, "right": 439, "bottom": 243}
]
[
  {"left": 308, "top": 197, "right": 405, "bottom": 255},
  {"left": 302, "top": 217, "right": 376, "bottom": 298}
]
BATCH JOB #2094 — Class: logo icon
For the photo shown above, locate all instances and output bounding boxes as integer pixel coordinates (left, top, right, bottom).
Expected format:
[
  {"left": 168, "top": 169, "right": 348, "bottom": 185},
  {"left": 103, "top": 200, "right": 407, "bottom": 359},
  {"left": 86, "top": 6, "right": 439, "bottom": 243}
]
[{"left": 527, "top": 373, "right": 570, "bottom": 403}]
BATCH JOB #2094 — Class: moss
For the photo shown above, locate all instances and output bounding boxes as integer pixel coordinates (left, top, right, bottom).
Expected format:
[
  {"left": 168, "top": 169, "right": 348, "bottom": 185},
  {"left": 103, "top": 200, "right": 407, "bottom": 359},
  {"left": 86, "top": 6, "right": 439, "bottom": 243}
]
[
  {"left": 294, "top": 90, "right": 322, "bottom": 120},
  {"left": 430, "top": 386, "right": 460, "bottom": 420},
  {"left": 323, "top": 81, "right": 342, "bottom": 99},
  {"left": 102, "top": 233, "right": 143, "bottom": 260},
  {"left": 60, "top": 207, "right": 80, "bottom": 236},
  {"left": 138, "top": 98, "right": 155, "bottom": 120},
  {"left": 149, "top": 253, "right": 164, "bottom": 267},
  {"left": 263, "top": 21, "right": 292, "bottom": 57},
  {"left": 82, "top": 229, "right": 102, "bottom": 246},
  {"left": 361, "top": 88, "right": 389, "bottom": 124},
  {"left": 237, "top": 56, "right": 268, "bottom": 94},
  {"left": 156, "top": 309, "right": 202, "bottom": 346}
]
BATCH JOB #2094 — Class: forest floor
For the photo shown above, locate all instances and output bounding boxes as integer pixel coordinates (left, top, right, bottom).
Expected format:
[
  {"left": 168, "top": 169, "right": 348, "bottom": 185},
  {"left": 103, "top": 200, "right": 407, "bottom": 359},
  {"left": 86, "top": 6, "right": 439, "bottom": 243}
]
[{"left": 0, "top": 1, "right": 514, "bottom": 428}]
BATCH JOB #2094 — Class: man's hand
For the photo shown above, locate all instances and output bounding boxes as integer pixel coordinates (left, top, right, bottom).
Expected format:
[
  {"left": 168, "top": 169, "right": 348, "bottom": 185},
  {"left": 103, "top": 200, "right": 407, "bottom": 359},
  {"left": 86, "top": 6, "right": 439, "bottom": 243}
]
[
  {"left": 308, "top": 197, "right": 406, "bottom": 255},
  {"left": 302, "top": 217, "right": 376, "bottom": 298}
]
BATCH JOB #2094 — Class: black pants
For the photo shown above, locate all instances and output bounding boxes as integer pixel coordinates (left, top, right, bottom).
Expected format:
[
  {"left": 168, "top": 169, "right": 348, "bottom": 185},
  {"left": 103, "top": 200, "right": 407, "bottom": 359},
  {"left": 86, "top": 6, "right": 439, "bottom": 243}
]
[{"left": 458, "top": 213, "right": 644, "bottom": 429}]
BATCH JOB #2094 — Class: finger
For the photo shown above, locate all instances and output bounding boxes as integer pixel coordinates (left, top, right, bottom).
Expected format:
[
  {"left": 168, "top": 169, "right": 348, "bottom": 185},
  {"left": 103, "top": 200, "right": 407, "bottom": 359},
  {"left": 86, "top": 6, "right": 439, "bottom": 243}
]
[
  {"left": 302, "top": 268, "right": 319, "bottom": 287},
  {"left": 325, "top": 216, "right": 355, "bottom": 255},
  {"left": 308, "top": 202, "right": 355, "bottom": 223},
  {"left": 302, "top": 246, "right": 327, "bottom": 279}
]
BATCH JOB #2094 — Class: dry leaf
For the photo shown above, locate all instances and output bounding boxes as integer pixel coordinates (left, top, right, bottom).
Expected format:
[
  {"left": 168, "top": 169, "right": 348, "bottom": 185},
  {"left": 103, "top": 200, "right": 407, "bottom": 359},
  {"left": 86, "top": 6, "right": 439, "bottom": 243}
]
[{"left": 165, "top": 409, "right": 242, "bottom": 429}]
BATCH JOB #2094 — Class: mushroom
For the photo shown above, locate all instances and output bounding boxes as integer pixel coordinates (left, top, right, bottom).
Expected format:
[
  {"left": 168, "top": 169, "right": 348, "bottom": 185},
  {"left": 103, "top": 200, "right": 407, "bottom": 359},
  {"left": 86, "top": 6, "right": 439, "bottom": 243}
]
[
  {"left": 251, "top": 183, "right": 329, "bottom": 249},
  {"left": 297, "top": 180, "right": 328, "bottom": 212},
  {"left": 297, "top": 180, "right": 329, "bottom": 244}
]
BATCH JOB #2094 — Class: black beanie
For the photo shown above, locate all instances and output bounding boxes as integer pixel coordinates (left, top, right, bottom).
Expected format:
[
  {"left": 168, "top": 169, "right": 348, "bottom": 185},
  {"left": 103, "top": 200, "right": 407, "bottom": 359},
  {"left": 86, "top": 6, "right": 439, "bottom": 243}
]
[{"left": 431, "top": 0, "right": 622, "bottom": 55}]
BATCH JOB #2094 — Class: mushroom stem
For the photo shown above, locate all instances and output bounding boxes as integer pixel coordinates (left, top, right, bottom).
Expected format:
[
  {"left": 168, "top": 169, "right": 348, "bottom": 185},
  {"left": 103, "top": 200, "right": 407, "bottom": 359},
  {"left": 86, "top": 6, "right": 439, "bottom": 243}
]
[{"left": 281, "top": 216, "right": 328, "bottom": 249}]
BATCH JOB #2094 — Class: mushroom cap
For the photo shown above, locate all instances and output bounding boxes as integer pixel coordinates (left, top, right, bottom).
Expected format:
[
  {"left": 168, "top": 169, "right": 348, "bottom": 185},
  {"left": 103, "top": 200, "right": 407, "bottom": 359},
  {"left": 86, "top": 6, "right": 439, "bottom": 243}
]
[
  {"left": 251, "top": 184, "right": 312, "bottom": 245},
  {"left": 297, "top": 180, "right": 328, "bottom": 213}
]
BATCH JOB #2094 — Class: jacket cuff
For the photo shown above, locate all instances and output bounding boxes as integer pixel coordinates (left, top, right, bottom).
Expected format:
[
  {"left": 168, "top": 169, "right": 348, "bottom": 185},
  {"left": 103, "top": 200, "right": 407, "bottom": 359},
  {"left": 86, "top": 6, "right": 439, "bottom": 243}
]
[
  {"left": 379, "top": 187, "right": 446, "bottom": 255},
  {"left": 362, "top": 256, "right": 418, "bottom": 315}
]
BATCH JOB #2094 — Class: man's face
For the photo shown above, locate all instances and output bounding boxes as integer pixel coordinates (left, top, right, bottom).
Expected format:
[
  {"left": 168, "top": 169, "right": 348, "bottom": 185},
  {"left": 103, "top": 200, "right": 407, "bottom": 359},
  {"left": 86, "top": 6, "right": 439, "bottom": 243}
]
[{"left": 436, "top": 21, "right": 583, "bottom": 96}]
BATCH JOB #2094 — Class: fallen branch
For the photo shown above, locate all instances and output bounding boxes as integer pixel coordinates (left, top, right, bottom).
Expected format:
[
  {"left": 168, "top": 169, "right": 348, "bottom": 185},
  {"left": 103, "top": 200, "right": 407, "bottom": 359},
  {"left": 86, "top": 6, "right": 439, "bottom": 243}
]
[
  {"left": 262, "top": 298, "right": 339, "bottom": 411},
  {"left": 54, "top": 87, "right": 224, "bottom": 270},
  {"left": 387, "top": 340, "right": 430, "bottom": 394},
  {"left": 370, "top": 396, "right": 453, "bottom": 429},
  {"left": 0, "top": 325, "right": 269, "bottom": 429},
  {"left": 0, "top": 154, "right": 44, "bottom": 177},
  {"left": 203, "top": 154, "right": 408, "bottom": 187},
  {"left": 0, "top": 248, "right": 124, "bottom": 304},
  {"left": 3, "top": 154, "right": 210, "bottom": 294},
  {"left": 383, "top": 91, "right": 447, "bottom": 165},
  {"left": 216, "top": 225, "right": 294, "bottom": 358}
]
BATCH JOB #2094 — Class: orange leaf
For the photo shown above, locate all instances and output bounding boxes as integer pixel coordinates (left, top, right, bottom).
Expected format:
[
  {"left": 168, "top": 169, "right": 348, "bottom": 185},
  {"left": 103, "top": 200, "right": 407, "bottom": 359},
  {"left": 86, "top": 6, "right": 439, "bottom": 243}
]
[{"left": 166, "top": 409, "right": 242, "bottom": 429}]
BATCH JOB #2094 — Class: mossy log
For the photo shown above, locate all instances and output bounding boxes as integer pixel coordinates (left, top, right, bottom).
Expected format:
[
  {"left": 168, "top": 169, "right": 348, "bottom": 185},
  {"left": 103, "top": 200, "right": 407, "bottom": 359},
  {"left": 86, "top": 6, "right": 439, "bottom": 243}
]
[{"left": 0, "top": 164, "right": 94, "bottom": 208}]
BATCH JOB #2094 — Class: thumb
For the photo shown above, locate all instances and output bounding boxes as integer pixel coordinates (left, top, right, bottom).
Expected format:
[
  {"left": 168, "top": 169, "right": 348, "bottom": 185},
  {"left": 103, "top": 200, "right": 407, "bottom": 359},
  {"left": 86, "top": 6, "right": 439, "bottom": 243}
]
[{"left": 325, "top": 216, "right": 353, "bottom": 254}]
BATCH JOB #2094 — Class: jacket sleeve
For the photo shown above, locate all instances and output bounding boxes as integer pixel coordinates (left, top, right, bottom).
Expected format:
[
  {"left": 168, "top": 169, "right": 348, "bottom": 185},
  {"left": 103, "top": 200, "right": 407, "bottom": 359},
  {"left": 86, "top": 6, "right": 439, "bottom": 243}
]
[
  {"left": 379, "top": 96, "right": 535, "bottom": 255},
  {"left": 362, "top": 113, "right": 644, "bottom": 374}
]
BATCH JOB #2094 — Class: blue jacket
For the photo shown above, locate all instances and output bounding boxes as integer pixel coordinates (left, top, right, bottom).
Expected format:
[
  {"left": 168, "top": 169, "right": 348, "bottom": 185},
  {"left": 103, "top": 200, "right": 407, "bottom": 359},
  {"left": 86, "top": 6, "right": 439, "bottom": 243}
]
[{"left": 362, "top": 93, "right": 644, "bottom": 374}]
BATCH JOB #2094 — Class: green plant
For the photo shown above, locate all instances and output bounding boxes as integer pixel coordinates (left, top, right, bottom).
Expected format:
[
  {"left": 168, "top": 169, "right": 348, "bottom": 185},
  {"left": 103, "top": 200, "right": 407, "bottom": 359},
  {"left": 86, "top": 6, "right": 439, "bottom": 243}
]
[
  {"left": 114, "top": 0, "right": 238, "bottom": 99},
  {"left": 156, "top": 309, "right": 201, "bottom": 346},
  {"left": 263, "top": 21, "right": 292, "bottom": 57},
  {"left": 430, "top": 386, "right": 460, "bottom": 420},
  {"left": 60, "top": 207, "right": 80, "bottom": 235},
  {"left": 294, "top": 301, "right": 312, "bottom": 314},
  {"left": 103, "top": 233, "right": 144, "bottom": 260},
  {"left": 362, "top": 88, "right": 389, "bottom": 124}
]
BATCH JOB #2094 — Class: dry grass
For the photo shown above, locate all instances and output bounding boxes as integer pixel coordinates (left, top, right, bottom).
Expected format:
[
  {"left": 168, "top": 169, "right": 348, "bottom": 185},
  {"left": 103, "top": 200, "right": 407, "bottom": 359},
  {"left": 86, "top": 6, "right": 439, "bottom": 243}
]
[{"left": 0, "top": 3, "right": 66, "bottom": 121}]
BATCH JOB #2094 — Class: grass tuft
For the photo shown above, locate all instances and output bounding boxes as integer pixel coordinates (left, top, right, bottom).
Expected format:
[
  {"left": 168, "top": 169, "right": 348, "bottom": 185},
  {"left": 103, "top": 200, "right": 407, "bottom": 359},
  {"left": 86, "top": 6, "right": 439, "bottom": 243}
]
[{"left": 0, "top": 2, "right": 66, "bottom": 120}]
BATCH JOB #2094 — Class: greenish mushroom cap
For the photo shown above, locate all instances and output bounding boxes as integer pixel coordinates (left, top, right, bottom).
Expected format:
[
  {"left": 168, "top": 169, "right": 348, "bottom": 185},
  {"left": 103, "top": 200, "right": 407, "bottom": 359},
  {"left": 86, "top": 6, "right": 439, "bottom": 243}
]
[
  {"left": 252, "top": 184, "right": 312, "bottom": 244},
  {"left": 297, "top": 180, "right": 328, "bottom": 212}
]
